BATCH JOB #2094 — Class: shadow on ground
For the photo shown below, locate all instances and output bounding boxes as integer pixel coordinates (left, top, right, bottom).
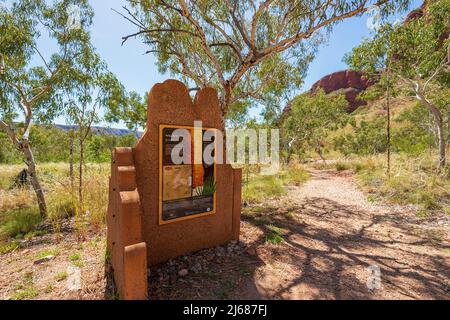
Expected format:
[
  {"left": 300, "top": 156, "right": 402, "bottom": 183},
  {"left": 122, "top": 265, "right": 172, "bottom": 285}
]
[{"left": 146, "top": 196, "right": 450, "bottom": 300}]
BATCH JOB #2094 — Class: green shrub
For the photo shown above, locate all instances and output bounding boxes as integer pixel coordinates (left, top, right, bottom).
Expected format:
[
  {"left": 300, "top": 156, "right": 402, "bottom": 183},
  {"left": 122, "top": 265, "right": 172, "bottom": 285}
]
[
  {"left": 335, "top": 161, "right": 351, "bottom": 171},
  {"left": 243, "top": 175, "right": 286, "bottom": 202},
  {"left": 280, "top": 165, "right": 309, "bottom": 185},
  {"left": 333, "top": 119, "right": 388, "bottom": 156},
  {"left": 265, "top": 225, "right": 287, "bottom": 245},
  {"left": 354, "top": 154, "right": 450, "bottom": 214},
  {"left": 0, "top": 240, "right": 20, "bottom": 255},
  {"left": 0, "top": 207, "right": 42, "bottom": 241}
]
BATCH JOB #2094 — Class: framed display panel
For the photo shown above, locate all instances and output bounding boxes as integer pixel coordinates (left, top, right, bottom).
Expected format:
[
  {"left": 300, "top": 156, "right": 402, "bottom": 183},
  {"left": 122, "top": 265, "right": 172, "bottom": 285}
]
[{"left": 159, "top": 124, "right": 217, "bottom": 225}]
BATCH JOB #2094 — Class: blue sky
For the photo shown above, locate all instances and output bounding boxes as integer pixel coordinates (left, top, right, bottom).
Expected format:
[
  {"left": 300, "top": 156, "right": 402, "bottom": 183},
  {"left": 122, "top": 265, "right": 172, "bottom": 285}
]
[{"left": 46, "top": 0, "right": 420, "bottom": 128}]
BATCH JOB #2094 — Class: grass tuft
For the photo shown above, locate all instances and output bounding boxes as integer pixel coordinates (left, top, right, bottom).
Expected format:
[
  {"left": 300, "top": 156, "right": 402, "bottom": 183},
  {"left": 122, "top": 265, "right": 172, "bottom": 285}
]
[
  {"left": 265, "top": 224, "right": 287, "bottom": 245},
  {"left": 11, "top": 272, "right": 37, "bottom": 300},
  {"left": 0, "top": 207, "right": 42, "bottom": 241},
  {"left": 242, "top": 164, "right": 309, "bottom": 203},
  {"left": 55, "top": 271, "right": 68, "bottom": 282}
]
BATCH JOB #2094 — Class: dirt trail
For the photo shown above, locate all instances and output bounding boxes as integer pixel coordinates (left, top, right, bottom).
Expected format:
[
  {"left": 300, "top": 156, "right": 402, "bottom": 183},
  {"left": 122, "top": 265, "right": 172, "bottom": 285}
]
[
  {"left": 236, "top": 169, "right": 450, "bottom": 299},
  {"left": 0, "top": 169, "right": 449, "bottom": 300}
]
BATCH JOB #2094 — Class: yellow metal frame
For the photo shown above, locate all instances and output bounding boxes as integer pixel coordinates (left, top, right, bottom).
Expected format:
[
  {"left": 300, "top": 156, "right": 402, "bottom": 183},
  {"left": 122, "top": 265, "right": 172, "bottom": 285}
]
[{"left": 158, "top": 124, "right": 217, "bottom": 225}]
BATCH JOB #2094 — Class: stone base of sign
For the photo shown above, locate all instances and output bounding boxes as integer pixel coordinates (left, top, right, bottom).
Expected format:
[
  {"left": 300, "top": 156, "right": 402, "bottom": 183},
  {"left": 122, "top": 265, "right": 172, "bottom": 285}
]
[{"left": 106, "top": 80, "right": 242, "bottom": 300}]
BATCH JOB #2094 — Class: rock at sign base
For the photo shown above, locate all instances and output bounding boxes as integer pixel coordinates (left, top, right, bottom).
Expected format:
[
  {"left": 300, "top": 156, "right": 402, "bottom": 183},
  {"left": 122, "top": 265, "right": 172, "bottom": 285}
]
[
  {"left": 178, "top": 269, "right": 189, "bottom": 277},
  {"left": 33, "top": 255, "right": 54, "bottom": 265}
]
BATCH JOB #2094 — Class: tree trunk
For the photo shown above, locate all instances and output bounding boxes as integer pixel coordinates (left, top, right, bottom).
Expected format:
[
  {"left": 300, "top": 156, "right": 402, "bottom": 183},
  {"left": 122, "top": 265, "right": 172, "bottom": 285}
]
[
  {"left": 0, "top": 120, "right": 47, "bottom": 217},
  {"left": 435, "top": 114, "right": 446, "bottom": 168},
  {"left": 285, "top": 147, "right": 293, "bottom": 165},
  {"left": 448, "top": 109, "right": 450, "bottom": 149},
  {"left": 428, "top": 110, "right": 433, "bottom": 156},
  {"left": 69, "top": 130, "right": 74, "bottom": 192},
  {"left": 316, "top": 144, "right": 326, "bottom": 164},
  {"left": 386, "top": 61, "right": 392, "bottom": 176},
  {"left": 22, "top": 140, "right": 47, "bottom": 217},
  {"left": 78, "top": 140, "right": 84, "bottom": 213},
  {"left": 416, "top": 90, "right": 446, "bottom": 168}
]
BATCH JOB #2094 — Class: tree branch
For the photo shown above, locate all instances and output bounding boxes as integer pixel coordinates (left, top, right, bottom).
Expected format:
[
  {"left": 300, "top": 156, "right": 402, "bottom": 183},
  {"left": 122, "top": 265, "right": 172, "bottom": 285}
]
[
  {"left": 251, "top": 0, "right": 275, "bottom": 47},
  {"left": 121, "top": 28, "right": 200, "bottom": 45},
  {"left": 177, "top": 0, "right": 226, "bottom": 85}
]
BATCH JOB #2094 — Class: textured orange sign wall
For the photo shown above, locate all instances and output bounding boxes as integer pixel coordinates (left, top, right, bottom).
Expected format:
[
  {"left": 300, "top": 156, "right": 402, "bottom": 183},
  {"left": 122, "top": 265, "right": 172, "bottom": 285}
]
[{"left": 107, "top": 80, "right": 242, "bottom": 300}]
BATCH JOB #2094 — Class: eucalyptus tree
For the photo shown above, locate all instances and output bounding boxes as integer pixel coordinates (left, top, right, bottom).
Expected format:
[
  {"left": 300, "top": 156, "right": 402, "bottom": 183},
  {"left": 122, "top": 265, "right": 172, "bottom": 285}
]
[
  {"left": 282, "top": 90, "right": 348, "bottom": 163},
  {"left": 0, "top": 0, "right": 93, "bottom": 217},
  {"left": 64, "top": 43, "right": 126, "bottom": 213},
  {"left": 346, "top": 0, "right": 450, "bottom": 168},
  {"left": 105, "top": 90, "right": 147, "bottom": 131},
  {"left": 118, "top": 0, "right": 411, "bottom": 126}
]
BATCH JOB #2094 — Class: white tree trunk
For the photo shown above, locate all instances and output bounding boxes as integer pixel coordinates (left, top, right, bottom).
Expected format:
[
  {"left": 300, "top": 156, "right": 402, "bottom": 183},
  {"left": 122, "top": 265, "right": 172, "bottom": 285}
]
[
  {"left": 415, "top": 88, "right": 446, "bottom": 168},
  {"left": 0, "top": 119, "right": 48, "bottom": 217},
  {"left": 22, "top": 139, "right": 47, "bottom": 217}
]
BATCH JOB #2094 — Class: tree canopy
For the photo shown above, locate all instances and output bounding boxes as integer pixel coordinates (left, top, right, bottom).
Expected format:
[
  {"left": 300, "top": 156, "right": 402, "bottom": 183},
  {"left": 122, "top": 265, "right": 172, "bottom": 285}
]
[
  {"left": 282, "top": 89, "right": 348, "bottom": 162},
  {"left": 118, "top": 0, "right": 412, "bottom": 122},
  {"left": 0, "top": 0, "right": 94, "bottom": 127}
]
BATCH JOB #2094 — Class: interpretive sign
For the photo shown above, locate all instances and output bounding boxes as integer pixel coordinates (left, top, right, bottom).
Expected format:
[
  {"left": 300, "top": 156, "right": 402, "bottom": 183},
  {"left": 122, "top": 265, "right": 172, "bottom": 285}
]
[
  {"left": 106, "top": 80, "right": 242, "bottom": 300},
  {"left": 159, "top": 125, "right": 217, "bottom": 223}
]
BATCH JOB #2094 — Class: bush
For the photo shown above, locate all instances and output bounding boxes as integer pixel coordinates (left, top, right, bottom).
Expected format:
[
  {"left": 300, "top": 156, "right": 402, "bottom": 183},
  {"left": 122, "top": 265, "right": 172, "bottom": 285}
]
[
  {"left": 0, "top": 125, "right": 138, "bottom": 165},
  {"left": 0, "top": 207, "right": 42, "bottom": 241},
  {"left": 243, "top": 174, "right": 286, "bottom": 202},
  {"left": 242, "top": 164, "right": 309, "bottom": 202},
  {"left": 333, "top": 119, "right": 388, "bottom": 156},
  {"left": 280, "top": 164, "right": 309, "bottom": 185},
  {"left": 335, "top": 161, "right": 351, "bottom": 171},
  {"left": 352, "top": 154, "right": 450, "bottom": 215}
]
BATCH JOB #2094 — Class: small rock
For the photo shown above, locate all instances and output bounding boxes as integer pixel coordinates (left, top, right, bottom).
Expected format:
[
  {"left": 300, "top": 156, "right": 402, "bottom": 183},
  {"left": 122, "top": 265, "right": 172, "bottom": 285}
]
[
  {"left": 178, "top": 269, "right": 189, "bottom": 277},
  {"left": 246, "top": 248, "right": 256, "bottom": 256},
  {"left": 33, "top": 255, "right": 54, "bottom": 265},
  {"left": 191, "top": 263, "right": 202, "bottom": 273},
  {"left": 215, "top": 246, "right": 225, "bottom": 256}
]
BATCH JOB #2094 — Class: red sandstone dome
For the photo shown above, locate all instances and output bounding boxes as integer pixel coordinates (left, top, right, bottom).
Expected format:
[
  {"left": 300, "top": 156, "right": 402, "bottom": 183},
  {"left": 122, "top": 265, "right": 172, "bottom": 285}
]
[
  {"left": 279, "top": 69, "right": 377, "bottom": 119},
  {"left": 310, "top": 69, "right": 377, "bottom": 112}
]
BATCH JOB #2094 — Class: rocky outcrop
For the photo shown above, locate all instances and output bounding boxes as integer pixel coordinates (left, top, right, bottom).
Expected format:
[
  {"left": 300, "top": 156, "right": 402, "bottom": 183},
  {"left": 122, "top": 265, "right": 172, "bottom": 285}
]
[
  {"left": 310, "top": 69, "right": 377, "bottom": 112},
  {"left": 280, "top": 69, "right": 377, "bottom": 119},
  {"left": 404, "top": 1, "right": 434, "bottom": 23}
]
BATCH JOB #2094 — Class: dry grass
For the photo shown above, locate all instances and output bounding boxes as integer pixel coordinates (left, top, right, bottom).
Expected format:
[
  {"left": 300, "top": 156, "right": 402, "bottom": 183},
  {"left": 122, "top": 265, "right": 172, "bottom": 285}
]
[
  {"left": 312, "top": 153, "right": 450, "bottom": 216},
  {"left": 0, "top": 163, "right": 109, "bottom": 243},
  {"left": 242, "top": 163, "right": 309, "bottom": 203}
]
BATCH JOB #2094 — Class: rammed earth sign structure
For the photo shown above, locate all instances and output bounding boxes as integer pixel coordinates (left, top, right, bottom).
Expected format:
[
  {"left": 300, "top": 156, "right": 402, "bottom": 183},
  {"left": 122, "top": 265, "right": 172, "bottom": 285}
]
[{"left": 107, "top": 80, "right": 242, "bottom": 300}]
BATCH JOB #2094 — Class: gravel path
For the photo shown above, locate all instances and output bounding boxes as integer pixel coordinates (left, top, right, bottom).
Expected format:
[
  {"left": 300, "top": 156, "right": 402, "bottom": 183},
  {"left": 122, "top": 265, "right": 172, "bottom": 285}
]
[{"left": 236, "top": 169, "right": 450, "bottom": 299}]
